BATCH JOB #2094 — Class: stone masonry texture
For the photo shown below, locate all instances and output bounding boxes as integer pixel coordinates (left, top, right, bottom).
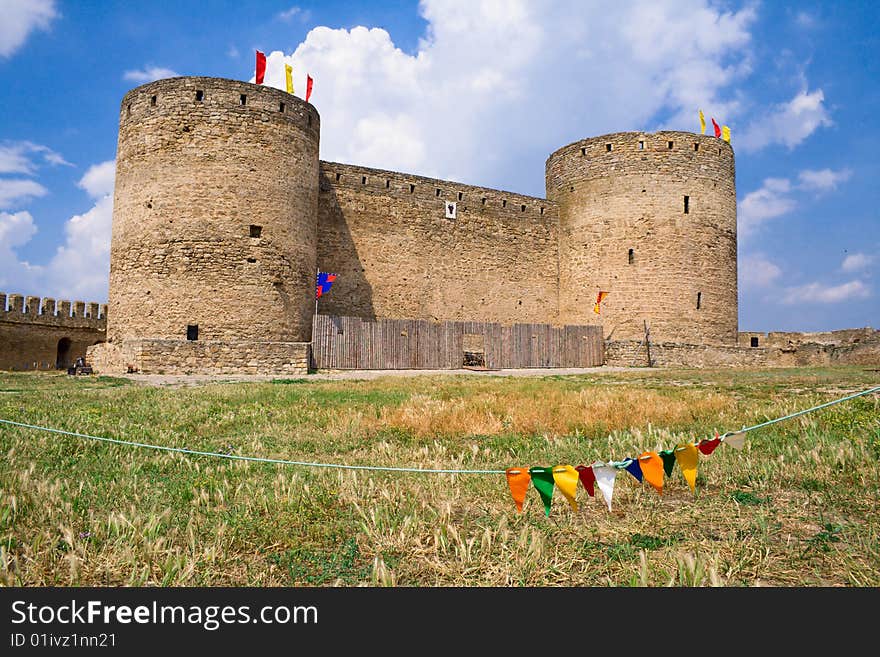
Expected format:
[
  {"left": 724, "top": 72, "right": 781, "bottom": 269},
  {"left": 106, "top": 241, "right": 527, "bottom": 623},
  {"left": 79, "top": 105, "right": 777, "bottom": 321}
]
[
  {"left": 49, "top": 76, "right": 875, "bottom": 374},
  {"left": 0, "top": 293, "right": 106, "bottom": 370}
]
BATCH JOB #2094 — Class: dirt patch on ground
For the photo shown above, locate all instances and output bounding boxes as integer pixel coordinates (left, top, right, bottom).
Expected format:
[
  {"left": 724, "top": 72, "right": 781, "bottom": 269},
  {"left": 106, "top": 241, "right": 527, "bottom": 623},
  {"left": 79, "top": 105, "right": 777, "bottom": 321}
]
[{"left": 118, "top": 366, "right": 633, "bottom": 387}]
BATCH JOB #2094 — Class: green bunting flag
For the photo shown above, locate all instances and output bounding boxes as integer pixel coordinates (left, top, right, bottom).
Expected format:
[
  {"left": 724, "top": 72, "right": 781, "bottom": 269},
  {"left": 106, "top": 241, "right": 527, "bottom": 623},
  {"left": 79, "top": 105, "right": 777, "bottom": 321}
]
[
  {"left": 529, "top": 466, "right": 556, "bottom": 516},
  {"left": 659, "top": 449, "right": 677, "bottom": 477}
]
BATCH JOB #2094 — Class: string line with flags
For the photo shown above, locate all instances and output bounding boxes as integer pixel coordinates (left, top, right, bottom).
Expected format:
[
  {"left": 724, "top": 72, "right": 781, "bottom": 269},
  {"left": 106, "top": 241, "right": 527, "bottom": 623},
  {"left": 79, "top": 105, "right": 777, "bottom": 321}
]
[{"left": 1, "top": 385, "right": 876, "bottom": 515}]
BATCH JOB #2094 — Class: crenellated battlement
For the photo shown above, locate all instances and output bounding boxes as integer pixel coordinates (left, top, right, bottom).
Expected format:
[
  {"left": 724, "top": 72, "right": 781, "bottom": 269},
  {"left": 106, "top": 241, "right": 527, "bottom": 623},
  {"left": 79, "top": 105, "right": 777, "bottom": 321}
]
[
  {"left": 0, "top": 292, "right": 107, "bottom": 329},
  {"left": 320, "top": 161, "right": 558, "bottom": 222}
]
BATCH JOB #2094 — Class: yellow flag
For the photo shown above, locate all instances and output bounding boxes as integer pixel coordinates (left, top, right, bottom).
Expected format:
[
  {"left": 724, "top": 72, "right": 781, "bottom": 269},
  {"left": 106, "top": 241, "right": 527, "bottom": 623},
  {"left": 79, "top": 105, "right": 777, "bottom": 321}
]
[
  {"left": 699, "top": 109, "right": 706, "bottom": 135},
  {"left": 722, "top": 125, "right": 731, "bottom": 143},
  {"left": 674, "top": 443, "right": 699, "bottom": 494},
  {"left": 285, "top": 64, "right": 294, "bottom": 94},
  {"left": 552, "top": 465, "right": 580, "bottom": 511}
]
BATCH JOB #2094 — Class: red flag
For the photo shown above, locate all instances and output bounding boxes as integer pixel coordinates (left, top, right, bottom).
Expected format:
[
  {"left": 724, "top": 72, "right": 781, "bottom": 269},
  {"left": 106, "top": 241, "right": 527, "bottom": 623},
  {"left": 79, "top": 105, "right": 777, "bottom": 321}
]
[
  {"left": 255, "top": 50, "right": 266, "bottom": 84},
  {"left": 306, "top": 74, "right": 314, "bottom": 102},
  {"left": 711, "top": 118, "right": 721, "bottom": 138}
]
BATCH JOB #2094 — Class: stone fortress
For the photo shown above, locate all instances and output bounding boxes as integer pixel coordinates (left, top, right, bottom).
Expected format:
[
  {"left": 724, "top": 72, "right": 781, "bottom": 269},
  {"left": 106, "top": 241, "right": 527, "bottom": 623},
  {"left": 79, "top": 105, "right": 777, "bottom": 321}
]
[{"left": 2, "top": 76, "right": 876, "bottom": 373}]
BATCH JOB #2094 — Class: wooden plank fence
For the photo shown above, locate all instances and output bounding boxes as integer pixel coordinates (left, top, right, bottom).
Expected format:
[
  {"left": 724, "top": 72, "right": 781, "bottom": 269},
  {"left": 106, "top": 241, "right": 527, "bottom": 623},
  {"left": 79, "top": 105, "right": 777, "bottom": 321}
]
[{"left": 312, "top": 315, "right": 604, "bottom": 370}]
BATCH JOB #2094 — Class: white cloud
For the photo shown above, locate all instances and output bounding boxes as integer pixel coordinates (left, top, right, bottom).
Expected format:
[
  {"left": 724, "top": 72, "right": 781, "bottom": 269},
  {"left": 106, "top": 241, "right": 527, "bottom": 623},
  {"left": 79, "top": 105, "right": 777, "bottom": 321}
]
[
  {"left": 740, "top": 253, "right": 782, "bottom": 288},
  {"left": 738, "top": 177, "right": 794, "bottom": 238},
  {"left": 739, "top": 88, "right": 833, "bottom": 152},
  {"left": 0, "top": 0, "right": 57, "bottom": 58},
  {"left": 227, "top": 46, "right": 240, "bottom": 59},
  {"left": 797, "top": 168, "right": 852, "bottom": 193},
  {"left": 782, "top": 280, "right": 871, "bottom": 305},
  {"left": 841, "top": 253, "right": 874, "bottom": 273},
  {"left": 0, "top": 211, "right": 42, "bottom": 292},
  {"left": 78, "top": 160, "right": 116, "bottom": 198},
  {"left": 278, "top": 6, "right": 310, "bottom": 22},
  {"left": 42, "top": 195, "right": 112, "bottom": 300},
  {"left": 0, "top": 179, "right": 48, "bottom": 209},
  {"left": 0, "top": 160, "right": 113, "bottom": 301},
  {"left": 258, "top": 0, "right": 757, "bottom": 194},
  {"left": 123, "top": 66, "right": 179, "bottom": 83},
  {"left": 0, "top": 141, "right": 71, "bottom": 174},
  {"left": 738, "top": 166, "right": 853, "bottom": 240}
]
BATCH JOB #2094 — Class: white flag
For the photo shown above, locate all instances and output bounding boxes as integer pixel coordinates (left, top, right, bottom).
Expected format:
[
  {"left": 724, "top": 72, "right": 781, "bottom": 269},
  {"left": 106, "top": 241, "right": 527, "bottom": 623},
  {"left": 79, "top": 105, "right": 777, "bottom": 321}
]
[
  {"left": 592, "top": 462, "right": 617, "bottom": 512},
  {"left": 723, "top": 431, "right": 746, "bottom": 450}
]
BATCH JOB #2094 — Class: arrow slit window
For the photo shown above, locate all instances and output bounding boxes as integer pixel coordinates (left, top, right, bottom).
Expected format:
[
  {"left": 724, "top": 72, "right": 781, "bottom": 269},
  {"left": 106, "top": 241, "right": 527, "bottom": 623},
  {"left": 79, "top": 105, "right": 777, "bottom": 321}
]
[{"left": 445, "top": 201, "right": 457, "bottom": 219}]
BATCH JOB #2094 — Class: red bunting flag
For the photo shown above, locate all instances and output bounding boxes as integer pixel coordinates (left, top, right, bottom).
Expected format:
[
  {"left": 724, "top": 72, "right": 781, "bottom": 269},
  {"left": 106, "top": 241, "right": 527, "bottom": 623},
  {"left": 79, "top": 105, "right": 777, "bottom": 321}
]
[
  {"left": 255, "top": 50, "right": 266, "bottom": 84},
  {"left": 306, "top": 74, "right": 314, "bottom": 102},
  {"left": 575, "top": 464, "right": 596, "bottom": 497},
  {"left": 699, "top": 431, "right": 722, "bottom": 455},
  {"left": 711, "top": 118, "right": 721, "bottom": 138}
]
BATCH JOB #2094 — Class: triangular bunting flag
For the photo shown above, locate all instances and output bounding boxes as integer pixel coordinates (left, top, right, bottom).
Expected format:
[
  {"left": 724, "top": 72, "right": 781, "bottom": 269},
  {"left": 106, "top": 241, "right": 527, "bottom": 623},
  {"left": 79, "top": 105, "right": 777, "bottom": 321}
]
[
  {"left": 639, "top": 452, "right": 664, "bottom": 495},
  {"left": 505, "top": 467, "right": 531, "bottom": 513},
  {"left": 592, "top": 463, "right": 617, "bottom": 512},
  {"left": 624, "top": 457, "right": 643, "bottom": 482},
  {"left": 723, "top": 431, "right": 747, "bottom": 450},
  {"left": 659, "top": 449, "right": 677, "bottom": 477},
  {"left": 552, "top": 465, "right": 580, "bottom": 512},
  {"left": 575, "top": 464, "right": 597, "bottom": 497},
  {"left": 529, "top": 466, "right": 555, "bottom": 516},
  {"left": 674, "top": 443, "right": 699, "bottom": 494},
  {"left": 699, "top": 432, "right": 722, "bottom": 455}
]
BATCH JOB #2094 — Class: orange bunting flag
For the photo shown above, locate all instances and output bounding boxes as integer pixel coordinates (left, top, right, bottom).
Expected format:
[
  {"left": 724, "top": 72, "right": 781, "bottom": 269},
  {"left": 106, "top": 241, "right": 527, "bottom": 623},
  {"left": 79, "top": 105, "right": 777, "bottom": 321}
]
[
  {"left": 575, "top": 464, "right": 597, "bottom": 497},
  {"left": 593, "top": 291, "right": 609, "bottom": 315},
  {"left": 639, "top": 451, "right": 664, "bottom": 495},
  {"left": 723, "top": 431, "right": 746, "bottom": 450},
  {"left": 674, "top": 443, "right": 699, "bottom": 494},
  {"left": 592, "top": 463, "right": 617, "bottom": 511},
  {"left": 506, "top": 467, "right": 531, "bottom": 513},
  {"left": 552, "top": 465, "right": 580, "bottom": 512}
]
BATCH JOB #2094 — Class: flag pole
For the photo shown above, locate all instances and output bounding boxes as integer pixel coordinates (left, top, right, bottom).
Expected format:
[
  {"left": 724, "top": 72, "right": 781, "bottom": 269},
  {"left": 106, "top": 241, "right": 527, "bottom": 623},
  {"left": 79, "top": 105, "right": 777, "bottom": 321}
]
[{"left": 315, "top": 266, "right": 319, "bottom": 319}]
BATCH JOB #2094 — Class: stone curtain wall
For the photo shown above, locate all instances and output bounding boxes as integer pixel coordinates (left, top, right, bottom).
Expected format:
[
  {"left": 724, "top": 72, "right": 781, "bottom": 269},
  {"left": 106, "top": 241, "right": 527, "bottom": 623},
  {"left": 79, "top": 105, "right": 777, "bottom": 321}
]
[
  {"left": 546, "top": 131, "right": 738, "bottom": 346},
  {"left": 87, "top": 339, "right": 309, "bottom": 375},
  {"left": 0, "top": 293, "right": 106, "bottom": 370},
  {"left": 317, "top": 162, "right": 561, "bottom": 326},
  {"left": 109, "top": 77, "right": 320, "bottom": 345},
  {"left": 606, "top": 336, "right": 880, "bottom": 368}
]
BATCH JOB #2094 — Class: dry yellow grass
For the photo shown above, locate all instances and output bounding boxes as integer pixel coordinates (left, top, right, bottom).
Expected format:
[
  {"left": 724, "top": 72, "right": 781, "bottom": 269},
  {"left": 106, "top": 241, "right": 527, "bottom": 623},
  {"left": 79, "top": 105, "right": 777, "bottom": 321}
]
[{"left": 0, "top": 366, "right": 878, "bottom": 587}]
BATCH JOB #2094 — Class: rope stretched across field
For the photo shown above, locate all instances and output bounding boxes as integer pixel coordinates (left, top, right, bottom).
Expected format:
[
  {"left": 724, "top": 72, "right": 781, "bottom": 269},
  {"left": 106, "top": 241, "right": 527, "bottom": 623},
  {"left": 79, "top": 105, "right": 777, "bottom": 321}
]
[{"left": 0, "top": 385, "right": 877, "bottom": 474}]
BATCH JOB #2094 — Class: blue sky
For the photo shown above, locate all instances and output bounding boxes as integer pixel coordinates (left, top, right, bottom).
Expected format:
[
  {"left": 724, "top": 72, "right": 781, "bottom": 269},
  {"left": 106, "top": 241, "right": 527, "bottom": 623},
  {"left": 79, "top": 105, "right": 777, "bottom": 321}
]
[{"left": 0, "top": 0, "right": 877, "bottom": 333}]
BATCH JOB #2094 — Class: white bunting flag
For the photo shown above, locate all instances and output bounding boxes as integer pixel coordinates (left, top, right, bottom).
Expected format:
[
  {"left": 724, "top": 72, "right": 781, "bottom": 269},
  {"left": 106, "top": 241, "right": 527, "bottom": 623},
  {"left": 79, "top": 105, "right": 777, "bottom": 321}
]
[
  {"left": 592, "top": 462, "right": 617, "bottom": 512},
  {"left": 723, "top": 431, "right": 747, "bottom": 450}
]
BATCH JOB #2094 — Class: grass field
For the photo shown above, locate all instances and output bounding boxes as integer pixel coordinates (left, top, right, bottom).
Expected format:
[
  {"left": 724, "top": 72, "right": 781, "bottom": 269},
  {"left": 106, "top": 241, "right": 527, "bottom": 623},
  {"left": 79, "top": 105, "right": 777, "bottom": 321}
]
[{"left": 0, "top": 366, "right": 877, "bottom": 587}]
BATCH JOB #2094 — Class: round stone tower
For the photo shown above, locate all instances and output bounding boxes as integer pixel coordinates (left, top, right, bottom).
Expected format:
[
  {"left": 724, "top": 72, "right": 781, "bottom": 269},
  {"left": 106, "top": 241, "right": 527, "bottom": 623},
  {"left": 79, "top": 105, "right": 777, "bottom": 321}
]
[
  {"left": 546, "top": 131, "right": 737, "bottom": 345},
  {"left": 103, "top": 76, "right": 319, "bottom": 370}
]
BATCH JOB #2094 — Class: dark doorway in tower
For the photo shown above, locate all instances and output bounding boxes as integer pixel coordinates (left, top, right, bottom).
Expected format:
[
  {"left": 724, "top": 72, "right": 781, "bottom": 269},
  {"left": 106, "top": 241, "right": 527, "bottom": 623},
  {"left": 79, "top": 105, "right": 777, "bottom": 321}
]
[
  {"left": 56, "top": 338, "right": 72, "bottom": 369},
  {"left": 462, "top": 333, "right": 486, "bottom": 369}
]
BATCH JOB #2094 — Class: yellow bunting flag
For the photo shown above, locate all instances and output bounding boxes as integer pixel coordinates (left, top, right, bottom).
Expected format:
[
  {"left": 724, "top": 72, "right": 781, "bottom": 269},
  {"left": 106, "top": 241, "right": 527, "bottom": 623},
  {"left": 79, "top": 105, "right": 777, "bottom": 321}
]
[
  {"left": 674, "top": 443, "right": 699, "bottom": 494},
  {"left": 285, "top": 64, "right": 294, "bottom": 94},
  {"left": 722, "top": 125, "right": 731, "bottom": 143},
  {"left": 592, "top": 463, "right": 617, "bottom": 511},
  {"left": 552, "top": 465, "right": 580, "bottom": 512},
  {"left": 699, "top": 109, "right": 706, "bottom": 135},
  {"left": 639, "top": 451, "right": 664, "bottom": 495},
  {"left": 505, "top": 467, "right": 531, "bottom": 513},
  {"left": 723, "top": 431, "right": 746, "bottom": 450}
]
